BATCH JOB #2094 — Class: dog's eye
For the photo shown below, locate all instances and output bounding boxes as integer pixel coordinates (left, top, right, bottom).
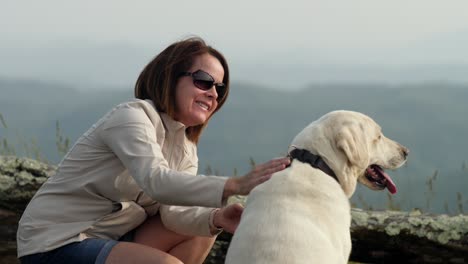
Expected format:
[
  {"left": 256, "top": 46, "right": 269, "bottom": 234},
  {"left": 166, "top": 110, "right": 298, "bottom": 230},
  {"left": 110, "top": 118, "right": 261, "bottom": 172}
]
[{"left": 378, "top": 135, "right": 382, "bottom": 140}]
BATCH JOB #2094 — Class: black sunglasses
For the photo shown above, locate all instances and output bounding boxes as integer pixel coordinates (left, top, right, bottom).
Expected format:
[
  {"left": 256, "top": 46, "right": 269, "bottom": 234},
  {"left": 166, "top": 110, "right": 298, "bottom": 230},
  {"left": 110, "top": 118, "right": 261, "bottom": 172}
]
[{"left": 180, "top": 70, "right": 227, "bottom": 101}]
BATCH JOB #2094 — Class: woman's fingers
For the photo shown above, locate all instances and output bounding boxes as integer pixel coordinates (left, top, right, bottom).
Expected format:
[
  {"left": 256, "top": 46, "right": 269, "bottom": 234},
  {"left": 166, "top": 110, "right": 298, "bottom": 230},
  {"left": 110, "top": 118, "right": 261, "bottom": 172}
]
[
  {"left": 225, "top": 203, "right": 244, "bottom": 218},
  {"left": 240, "top": 157, "right": 290, "bottom": 193},
  {"left": 217, "top": 203, "right": 244, "bottom": 233},
  {"left": 226, "top": 157, "right": 291, "bottom": 197},
  {"left": 255, "top": 157, "right": 289, "bottom": 172},
  {"left": 252, "top": 157, "right": 290, "bottom": 177},
  {"left": 255, "top": 174, "right": 272, "bottom": 185}
]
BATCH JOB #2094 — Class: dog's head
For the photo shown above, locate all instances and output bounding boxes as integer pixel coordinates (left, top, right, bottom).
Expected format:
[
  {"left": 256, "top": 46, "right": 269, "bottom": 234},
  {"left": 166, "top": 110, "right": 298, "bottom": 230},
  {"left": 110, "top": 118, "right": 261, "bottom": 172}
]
[{"left": 290, "top": 110, "right": 409, "bottom": 198}]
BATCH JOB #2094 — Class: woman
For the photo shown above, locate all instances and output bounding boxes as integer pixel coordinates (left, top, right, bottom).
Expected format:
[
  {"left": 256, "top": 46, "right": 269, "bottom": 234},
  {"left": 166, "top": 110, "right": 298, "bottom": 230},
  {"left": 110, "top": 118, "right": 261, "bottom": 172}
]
[{"left": 17, "top": 37, "right": 290, "bottom": 264}]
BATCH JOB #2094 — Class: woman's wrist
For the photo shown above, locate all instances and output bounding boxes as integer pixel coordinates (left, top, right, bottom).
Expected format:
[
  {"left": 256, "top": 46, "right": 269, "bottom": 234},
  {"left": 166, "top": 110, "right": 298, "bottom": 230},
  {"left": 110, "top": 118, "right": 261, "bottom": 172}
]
[
  {"left": 222, "top": 178, "right": 239, "bottom": 202},
  {"left": 209, "top": 208, "right": 223, "bottom": 235}
]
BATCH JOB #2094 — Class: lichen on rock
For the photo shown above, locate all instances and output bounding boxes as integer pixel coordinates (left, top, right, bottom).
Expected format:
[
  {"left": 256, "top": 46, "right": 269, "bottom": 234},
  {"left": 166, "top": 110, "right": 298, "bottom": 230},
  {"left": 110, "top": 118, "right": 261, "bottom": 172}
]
[
  {"left": 0, "top": 156, "right": 55, "bottom": 211},
  {"left": 351, "top": 208, "right": 468, "bottom": 246},
  {"left": 351, "top": 208, "right": 369, "bottom": 227}
]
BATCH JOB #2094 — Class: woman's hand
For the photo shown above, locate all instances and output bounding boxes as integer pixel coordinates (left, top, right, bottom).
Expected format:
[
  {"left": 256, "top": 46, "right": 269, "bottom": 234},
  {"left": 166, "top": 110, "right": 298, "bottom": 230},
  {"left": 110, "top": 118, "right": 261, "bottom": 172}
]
[
  {"left": 212, "top": 203, "right": 244, "bottom": 234},
  {"left": 223, "top": 157, "right": 290, "bottom": 199}
]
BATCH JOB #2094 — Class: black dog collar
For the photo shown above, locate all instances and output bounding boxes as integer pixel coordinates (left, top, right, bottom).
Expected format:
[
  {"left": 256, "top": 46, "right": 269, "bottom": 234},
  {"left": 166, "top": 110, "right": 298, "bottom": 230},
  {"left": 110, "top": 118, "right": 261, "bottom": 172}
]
[{"left": 287, "top": 148, "right": 339, "bottom": 184}]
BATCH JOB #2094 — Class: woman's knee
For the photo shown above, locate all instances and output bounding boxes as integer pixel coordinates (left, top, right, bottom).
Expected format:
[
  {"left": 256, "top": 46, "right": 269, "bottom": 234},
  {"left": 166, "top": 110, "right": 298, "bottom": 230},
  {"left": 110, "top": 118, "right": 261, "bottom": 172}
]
[
  {"left": 134, "top": 214, "right": 190, "bottom": 250},
  {"left": 178, "top": 235, "right": 217, "bottom": 256},
  {"left": 192, "top": 235, "right": 217, "bottom": 248},
  {"left": 133, "top": 213, "right": 217, "bottom": 260},
  {"left": 105, "top": 242, "right": 184, "bottom": 264}
]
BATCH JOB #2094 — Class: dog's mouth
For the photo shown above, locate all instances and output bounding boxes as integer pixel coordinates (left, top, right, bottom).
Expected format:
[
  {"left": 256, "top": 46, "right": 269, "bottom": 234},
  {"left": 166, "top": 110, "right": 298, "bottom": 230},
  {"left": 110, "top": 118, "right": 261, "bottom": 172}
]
[{"left": 365, "top": 165, "right": 397, "bottom": 194}]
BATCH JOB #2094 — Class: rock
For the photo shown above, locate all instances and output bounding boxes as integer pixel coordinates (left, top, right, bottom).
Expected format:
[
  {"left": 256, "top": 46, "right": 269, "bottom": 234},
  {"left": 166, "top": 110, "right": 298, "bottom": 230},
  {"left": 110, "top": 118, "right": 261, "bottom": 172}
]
[
  {"left": 0, "top": 156, "right": 55, "bottom": 212},
  {"left": 0, "top": 156, "right": 55, "bottom": 264},
  {"left": 349, "top": 208, "right": 468, "bottom": 263},
  {"left": 1, "top": 156, "right": 467, "bottom": 264}
]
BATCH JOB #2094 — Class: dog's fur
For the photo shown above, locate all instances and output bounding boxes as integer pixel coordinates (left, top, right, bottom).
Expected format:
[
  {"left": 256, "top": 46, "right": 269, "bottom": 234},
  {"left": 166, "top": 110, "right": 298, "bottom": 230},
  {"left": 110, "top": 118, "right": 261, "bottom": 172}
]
[{"left": 225, "top": 110, "right": 409, "bottom": 264}]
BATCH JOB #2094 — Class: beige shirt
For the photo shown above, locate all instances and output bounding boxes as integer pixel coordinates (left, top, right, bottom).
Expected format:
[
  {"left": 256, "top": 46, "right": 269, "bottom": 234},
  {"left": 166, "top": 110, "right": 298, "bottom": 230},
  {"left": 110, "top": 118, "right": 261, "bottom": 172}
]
[{"left": 17, "top": 99, "right": 228, "bottom": 257}]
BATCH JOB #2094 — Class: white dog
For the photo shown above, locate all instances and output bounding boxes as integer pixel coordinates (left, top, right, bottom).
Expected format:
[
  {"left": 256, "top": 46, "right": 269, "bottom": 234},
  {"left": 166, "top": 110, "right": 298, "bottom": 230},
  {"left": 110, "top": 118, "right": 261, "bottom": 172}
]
[{"left": 225, "top": 110, "right": 409, "bottom": 264}]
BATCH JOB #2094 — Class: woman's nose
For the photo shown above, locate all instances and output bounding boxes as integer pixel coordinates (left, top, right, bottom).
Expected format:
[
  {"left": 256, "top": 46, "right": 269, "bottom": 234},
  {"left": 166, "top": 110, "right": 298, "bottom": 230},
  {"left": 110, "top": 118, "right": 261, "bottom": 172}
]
[{"left": 205, "top": 86, "right": 218, "bottom": 99}]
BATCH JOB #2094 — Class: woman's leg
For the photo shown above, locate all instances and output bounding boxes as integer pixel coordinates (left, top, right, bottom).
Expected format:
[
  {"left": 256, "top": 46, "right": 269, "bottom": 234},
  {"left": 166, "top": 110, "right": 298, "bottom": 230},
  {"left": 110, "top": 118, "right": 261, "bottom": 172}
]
[
  {"left": 105, "top": 214, "right": 216, "bottom": 264},
  {"left": 105, "top": 242, "right": 184, "bottom": 264},
  {"left": 133, "top": 214, "right": 216, "bottom": 264}
]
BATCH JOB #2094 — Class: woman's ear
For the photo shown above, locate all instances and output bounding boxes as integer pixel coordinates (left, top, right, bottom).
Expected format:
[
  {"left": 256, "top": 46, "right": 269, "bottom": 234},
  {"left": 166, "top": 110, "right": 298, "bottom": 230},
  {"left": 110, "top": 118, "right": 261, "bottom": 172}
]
[{"left": 335, "top": 124, "right": 370, "bottom": 169}]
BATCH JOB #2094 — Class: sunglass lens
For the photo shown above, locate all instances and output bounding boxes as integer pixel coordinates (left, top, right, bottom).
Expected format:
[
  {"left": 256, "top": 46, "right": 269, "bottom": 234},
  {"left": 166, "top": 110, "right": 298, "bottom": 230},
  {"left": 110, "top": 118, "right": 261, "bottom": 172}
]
[
  {"left": 215, "top": 84, "right": 226, "bottom": 100},
  {"left": 192, "top": 71, "right": 214, "bottom": 90},
  {"left": 193, "top": 79, "right": 214, "bottom": 90},
  {"left": 192, "top": 70, "right": 227, "bottom": 101}
]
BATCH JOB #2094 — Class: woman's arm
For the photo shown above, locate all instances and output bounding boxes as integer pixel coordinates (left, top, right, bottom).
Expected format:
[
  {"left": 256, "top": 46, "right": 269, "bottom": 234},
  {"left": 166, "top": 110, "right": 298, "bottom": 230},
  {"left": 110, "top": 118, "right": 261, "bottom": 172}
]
[{"left": 100, "top": 105, "right": 227, "bottom": 208}]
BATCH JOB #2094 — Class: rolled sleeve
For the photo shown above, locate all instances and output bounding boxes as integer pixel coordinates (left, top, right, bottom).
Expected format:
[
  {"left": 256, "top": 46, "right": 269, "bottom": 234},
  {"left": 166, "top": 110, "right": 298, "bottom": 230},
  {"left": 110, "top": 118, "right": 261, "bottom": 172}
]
[{"left": 159, "top": 205, "right": 215, "bottom": 237}]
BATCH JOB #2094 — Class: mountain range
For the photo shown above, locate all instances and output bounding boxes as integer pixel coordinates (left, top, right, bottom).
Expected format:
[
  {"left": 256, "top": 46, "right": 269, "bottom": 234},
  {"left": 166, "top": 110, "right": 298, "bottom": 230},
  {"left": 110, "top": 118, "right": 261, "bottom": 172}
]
[{"left": 1, "top": 78, "right": 467, "bottom": 214}]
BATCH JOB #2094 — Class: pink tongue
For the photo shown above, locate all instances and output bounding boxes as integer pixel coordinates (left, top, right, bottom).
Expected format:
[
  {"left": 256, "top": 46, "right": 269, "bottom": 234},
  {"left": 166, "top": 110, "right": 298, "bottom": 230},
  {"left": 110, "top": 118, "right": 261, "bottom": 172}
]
[{"left": 374, "top": 166, "right": 397, "bottom": 194}]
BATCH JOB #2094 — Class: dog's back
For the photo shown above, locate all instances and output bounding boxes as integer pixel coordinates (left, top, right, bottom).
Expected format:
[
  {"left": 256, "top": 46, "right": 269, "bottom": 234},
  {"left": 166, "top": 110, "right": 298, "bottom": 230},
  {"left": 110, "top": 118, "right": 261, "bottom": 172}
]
[{"left": 225, "top": 160, "right": 352, "bottom": 264}]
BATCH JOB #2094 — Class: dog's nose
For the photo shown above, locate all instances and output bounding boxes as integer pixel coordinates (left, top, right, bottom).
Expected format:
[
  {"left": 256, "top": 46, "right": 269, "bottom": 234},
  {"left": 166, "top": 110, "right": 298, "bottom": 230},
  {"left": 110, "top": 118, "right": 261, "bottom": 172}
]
[{"left": 401, "top": 147, "right": 409, "bottom": 158}]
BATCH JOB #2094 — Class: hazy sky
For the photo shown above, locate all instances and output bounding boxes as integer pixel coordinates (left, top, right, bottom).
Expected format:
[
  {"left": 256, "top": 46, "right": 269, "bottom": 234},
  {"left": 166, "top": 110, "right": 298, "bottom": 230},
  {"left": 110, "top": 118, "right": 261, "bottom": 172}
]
[{"left": 2, "top": 0, "right": 468, "bottom": 89}]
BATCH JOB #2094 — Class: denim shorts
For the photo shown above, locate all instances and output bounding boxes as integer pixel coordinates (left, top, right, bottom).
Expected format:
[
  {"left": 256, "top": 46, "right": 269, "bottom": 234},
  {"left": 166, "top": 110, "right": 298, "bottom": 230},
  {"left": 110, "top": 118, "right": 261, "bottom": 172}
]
[{"left": 19, "top": 230, "right": 135, "bottom": 264}]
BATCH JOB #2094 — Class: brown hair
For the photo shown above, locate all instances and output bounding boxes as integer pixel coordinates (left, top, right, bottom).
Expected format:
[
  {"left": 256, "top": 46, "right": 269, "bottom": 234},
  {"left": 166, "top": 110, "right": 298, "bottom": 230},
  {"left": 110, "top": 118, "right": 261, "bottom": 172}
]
[{"left": 135, "top": 37, "right": 230, "bottom": 144}]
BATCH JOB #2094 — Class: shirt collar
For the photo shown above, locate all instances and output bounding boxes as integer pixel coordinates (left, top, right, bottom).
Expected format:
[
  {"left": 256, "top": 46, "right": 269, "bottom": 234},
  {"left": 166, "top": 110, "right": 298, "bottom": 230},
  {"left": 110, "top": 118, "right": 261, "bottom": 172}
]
[
  {"left": 144, "top": 99, "right": 186, "bottom": 132},
  {"left": 160, "top": 112, "right": 186, "bottom": 132}
]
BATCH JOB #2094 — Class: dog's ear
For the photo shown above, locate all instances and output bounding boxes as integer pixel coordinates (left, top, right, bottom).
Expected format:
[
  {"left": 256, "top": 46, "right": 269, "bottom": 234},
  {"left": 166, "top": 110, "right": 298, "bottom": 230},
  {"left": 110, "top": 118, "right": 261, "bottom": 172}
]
[{"left": 335, "top": 124, "right": 370, "bottom": 169}]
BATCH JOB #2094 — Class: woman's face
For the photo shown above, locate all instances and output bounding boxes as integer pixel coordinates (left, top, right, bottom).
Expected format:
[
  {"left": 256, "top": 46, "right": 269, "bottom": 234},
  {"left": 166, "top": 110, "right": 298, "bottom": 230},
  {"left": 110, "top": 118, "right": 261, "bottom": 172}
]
[{"left": 174, "top": 53, "right": 225, "bottom": 127}]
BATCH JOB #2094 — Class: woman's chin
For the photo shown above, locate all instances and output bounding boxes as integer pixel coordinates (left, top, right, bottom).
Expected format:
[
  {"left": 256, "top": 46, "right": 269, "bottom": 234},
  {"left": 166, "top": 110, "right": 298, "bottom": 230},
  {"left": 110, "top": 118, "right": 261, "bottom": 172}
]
[{"left": 182, "top": 114, "right": 209, "bottom": 127}]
